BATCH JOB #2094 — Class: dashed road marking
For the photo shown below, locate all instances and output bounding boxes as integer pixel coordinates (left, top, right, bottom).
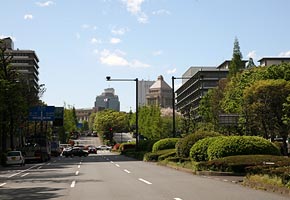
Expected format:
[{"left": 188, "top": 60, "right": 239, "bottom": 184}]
[
  {"left": 75, "top": 171, "right": 79, "bottom": 176},
  {"left": 8, "top": 165, "right": 41, "bottom": 178},
  {"left": 21, "top": 173, "right": 29, "bottom": 177},
  {"left": 37, "top": 166, "right": 42, "bottom": 169},
  {"left": 78, "top": 165, "right": 81, "bottom": 169},
  {"left": 174, "top": 198, "right": 183, "bottom": 200},
  {"left": 115, "top": 164, "right": 120, "bottom": 167},
  {"left": 138, "top": 178, "right": 152, "bottom": 185},
  {"left": 124, "top": 169, "right": 131, "bottom": 174},
  {"left": 70, "top": 180, "right": 76, "bottom": 188},
  {"left": 0, "top": 183, "right": 6, "bottom": 187}
]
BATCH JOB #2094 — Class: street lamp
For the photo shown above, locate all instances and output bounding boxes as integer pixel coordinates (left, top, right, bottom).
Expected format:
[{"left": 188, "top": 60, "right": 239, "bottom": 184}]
[
  {"left": 106, "top": 76, "right": 139, "bottom": 150},
  {"left": 171, "top": 76, "right": 191, "bottom": 137}
]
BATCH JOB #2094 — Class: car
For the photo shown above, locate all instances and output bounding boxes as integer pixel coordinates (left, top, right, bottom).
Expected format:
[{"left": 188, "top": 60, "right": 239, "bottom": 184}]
[
  {"left": 97, "top": 145, "right": 112, "bottom": 151},
  {"left": 88, "top": 147, "right": 97, "bottom": 154},
  {"left": 6, "top": 151, "right": 25, "bottom": 166},
  {"left": 63, "top": 147, "right": 88, "bottom": 157}
]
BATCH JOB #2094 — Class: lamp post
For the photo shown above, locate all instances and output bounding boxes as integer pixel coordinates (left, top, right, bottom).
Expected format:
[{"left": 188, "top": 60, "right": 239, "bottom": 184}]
[
  {"left": 106, "top": 76, "right": 139, "bottom": 151},
  {"left": 171, "top": 76, "right": 191, "bottom": 137}
]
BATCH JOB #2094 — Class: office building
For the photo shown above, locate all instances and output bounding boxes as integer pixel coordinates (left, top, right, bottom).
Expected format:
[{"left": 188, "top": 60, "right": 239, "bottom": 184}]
[
  {"left": 138, "top": 80, "right": 154, "bottom": 106},
  {"left": 94, "top": 88, "right": 120, "bottom": 111}
]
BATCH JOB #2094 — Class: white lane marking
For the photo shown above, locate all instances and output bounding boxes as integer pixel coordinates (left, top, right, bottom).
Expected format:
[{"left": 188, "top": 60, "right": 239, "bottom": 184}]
[
  {"left": 138, "top": 178, "right": 152, "bottom": 185},
  {"left": 124, "top": 169, "right": 131, "bottom": 174},
  {"left": 77, "top": 165, "right": 81, "bottom": 169},
  {"left": 37, "top": 166, "right": 42, "bottom": 169},
  {"left": 46, "top": 162, "right": 51, "bottom": 165},
  {"left": 0, "top": 183, "right": 7, "bottom": 187},
  {"left": 21, "top": 173, "right": 29, "bottom": 177},
  {"left": 53, "top": 160, "right": 57, "bottom": 162},
  {"left": 110, "top": 161, "right": 114, "bottom": 164},
  {"left": 115, "top": 164, "right": 120, "bottom": 167},
  {"left": 8, "top": 164, "right": 41, "bottom": 178},
  {"left": 174, "top": 198, "right": 183, "bottom": 200},
  {"left": 79, "top": 162, "right": 82, "bottom": 165},
  {"left": 70, "top": 181, "right": 76, "bottom": 188},
  {"left": 75, "top": 171, "right": 79, "bottom": 176}
]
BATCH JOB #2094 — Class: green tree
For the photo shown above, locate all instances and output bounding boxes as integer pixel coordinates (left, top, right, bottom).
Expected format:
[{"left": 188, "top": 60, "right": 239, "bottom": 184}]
[
  {"left": 243, "top": 79, "right": 290, "bottom": 154},
  {"left": 229, "top": 37, "right": 244, "bottom": 77}
]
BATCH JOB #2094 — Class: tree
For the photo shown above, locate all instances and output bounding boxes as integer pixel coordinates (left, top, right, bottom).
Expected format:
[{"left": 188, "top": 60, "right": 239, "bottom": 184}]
[
  {"left": 229, "top": 37, "right": 244, "bottom": 77},
  {"left": 243, "top": 79, "right": 290, "bottom": 155}
]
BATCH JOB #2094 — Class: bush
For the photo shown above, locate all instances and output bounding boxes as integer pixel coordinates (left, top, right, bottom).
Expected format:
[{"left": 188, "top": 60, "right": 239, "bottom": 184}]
[
  {"left": 207, "top": 136, "right": 281, "bottom": 160},
  {"left": 144, "top": 149, "right": 175, "bottom": 162},
  {"left": 152, "top": 138, "right": 179, "bottom": 153},
  {"left": 139, "top": 139, "right": 159, "bottom": 152},
  {"left": 176, "top": 130, "right": 221, "bottom": 158},
  {"left": 195, "top": 155, "right": 287, "bottom": 173},
  {"left": 190, "top": 136, "right": 222, "bottom": 162}
]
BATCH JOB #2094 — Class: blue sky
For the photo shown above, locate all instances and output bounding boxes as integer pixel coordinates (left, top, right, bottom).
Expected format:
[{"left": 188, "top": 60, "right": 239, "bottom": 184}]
[{"left": 1, "top": 0, "right": 290, "bottom": 112}]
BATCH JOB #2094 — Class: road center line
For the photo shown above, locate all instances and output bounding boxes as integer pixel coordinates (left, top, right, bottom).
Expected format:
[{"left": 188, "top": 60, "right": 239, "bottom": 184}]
[
  {"left": 75, "top": 171, "right": 79, "bottom": 176},
  {"left": 70, "top": 180, "right": 76, "bottom": 188},
  {"left": 21, "top": 173, "right": 29, "bottom": 177},
  {"left": 0, "top": 183, "right": 6, "bottom": 187},
  {"left": 110, "top": 161, "right": 114, "bottom": 164},
  {"left": 37, "top": 166, "right": 42, "bottom": 169},
  {"left": 124, "top": 169, "right": 131, "bottom": 174},
  {"left": 115, "top": 164, "right": 120, "bottom": 167},
  {"left": 138, "top": 178, "right": 152, "bottom": 185},
  {"left": 78, "top": 165, "right": 81, "bottom": 169},
  {"left": 174, "top": 198, "right": 183, "bottom": 200}
]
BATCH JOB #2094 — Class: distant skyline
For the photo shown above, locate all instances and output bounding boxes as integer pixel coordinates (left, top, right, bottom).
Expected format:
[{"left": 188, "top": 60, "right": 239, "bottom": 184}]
[{"left": 1, "top": 0, "right": 290, "bottom": 111}]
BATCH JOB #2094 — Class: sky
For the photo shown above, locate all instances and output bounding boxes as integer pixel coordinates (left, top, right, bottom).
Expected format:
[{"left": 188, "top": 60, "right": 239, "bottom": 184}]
[{"left": 1, "top": 0, "right": 290, "bottom": 112}]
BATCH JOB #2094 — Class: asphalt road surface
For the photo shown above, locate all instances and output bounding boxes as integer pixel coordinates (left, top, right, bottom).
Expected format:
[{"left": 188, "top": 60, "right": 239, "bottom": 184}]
[{"left": 0, "top": 137, "right": 289, "bottom": 200}]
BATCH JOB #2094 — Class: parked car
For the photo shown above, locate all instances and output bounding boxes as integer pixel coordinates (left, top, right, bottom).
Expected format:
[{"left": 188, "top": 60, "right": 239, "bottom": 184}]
[
  {"left": 6, "top": 151, "right": 25, "bottom": 166},
  {"left": 63, "top": 147, "right": 88, "bottom": 157},
  {"left": 88, "top": 147, "right": 97, "bottom": 154},
  {"left": 97, "top": 145, "right": 112, "bottom": 151}
]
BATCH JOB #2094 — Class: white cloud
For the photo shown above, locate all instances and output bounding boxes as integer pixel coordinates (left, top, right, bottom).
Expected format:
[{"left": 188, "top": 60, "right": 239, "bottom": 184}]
[
  {"left": 278, "top": 51, "right": 290, "bottom": 57},
  {"left": 24, "top": 14, "right": 33, "bottom": 20},
  {"left": 152, "top": 9, "right": 171, "bottom": 15},
  {"left": 36, "top": 1, "right": 54, "bottom": 7},
  {"left": 110, "top": 38, "right": 121, "bottom": 44},
  {"left": 91, "top": 37, "right": 102, "bottom": 44},
  {"left": 111, "top": 27, "right": 129, "bottom": 35},
  {"left": 93, "top": 49, "right": 99, "bottom": 54},
  {"left": 76, "top": 33, "right": 80, "bottom": 39},
  {"left": 121, "top": 0, "right": 148, "bottom": 23},
  {"left": 130, "top": 60, "right": 150, "bottom": 68},
  {"left": 99, "top": 49, "right": 149, "bottom": 68},
  {"left": 153, "top": 50, "right": 163, "bottom": 56},
  {"left": 167, "top": 68, "right": 176, "bottom": 74},
  {"left": 82, "top": 24, "right": 90, "bottom": 29},
  {"left": 247, "top": 50, "right": 257, "bottom": 59}
]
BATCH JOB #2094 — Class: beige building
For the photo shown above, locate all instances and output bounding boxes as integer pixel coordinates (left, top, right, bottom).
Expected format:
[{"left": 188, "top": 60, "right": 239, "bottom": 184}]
[
  {"left": 146, "top": 75, "right": 172, "bottom": 108},
  {"left": 75, "top": 108, "right": 97, "bottom": 122},
  {"left": 258, "top": 57, "right": 290, "bottom": 66}
]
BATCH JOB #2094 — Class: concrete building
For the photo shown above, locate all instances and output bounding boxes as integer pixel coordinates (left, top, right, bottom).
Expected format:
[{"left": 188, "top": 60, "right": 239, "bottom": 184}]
[
  {"left": 258, "top": 57, "right": 290, "bottom": 66},
  {"left": 138, "top": 80, "right": 154, "bottom": 106},
  {"left": 75, "top": 108, "right": 97, "bottom": 122},
  {"left": 94, "top": 88, "right": 120, "bottom": 111},
  {"left": 146, "top": 75, "right": 172, "bottom": 108},
  {"left": 0, "top": 37, "right": 40, "bottom": 92}
]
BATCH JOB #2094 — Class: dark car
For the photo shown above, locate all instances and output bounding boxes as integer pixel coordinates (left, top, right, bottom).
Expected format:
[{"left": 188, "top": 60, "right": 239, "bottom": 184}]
[
  {"left": 63, "top": 147, "right": 88, "bottom": 157},
  {"left": 88, "top": 147, "right": 97, "bottom": 154}
]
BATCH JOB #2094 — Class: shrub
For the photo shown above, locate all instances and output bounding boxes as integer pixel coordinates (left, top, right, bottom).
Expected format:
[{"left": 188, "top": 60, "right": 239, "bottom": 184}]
[
  {"left": 144, "top": 149, "right": 175, "bottom": 162},
  {"left": 158, "top": 149, "right": 176, "bottom": 161},
  {"left": 207, "top": 136, "right": 281, "bottom": 160},
  {"left": 190, "top": 136, "right": 222, "bottom": 161},
  {"left": 139, "top": 139, "right": 159, "bottom": 152},
  {"left": 152, "top": 138, "right": 179, "bottom": 153},
  {"left": 176, "top": 130, "right": 221, "bottom": 158}
]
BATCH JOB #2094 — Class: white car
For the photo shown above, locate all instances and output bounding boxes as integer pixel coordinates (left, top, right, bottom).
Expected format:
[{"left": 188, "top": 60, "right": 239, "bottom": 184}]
[
  {"left": 97, "top": 145, "right": 112, "bottom": 151},
  {"left": 6, "top": 151, "right": 25, "bottom": 166}
]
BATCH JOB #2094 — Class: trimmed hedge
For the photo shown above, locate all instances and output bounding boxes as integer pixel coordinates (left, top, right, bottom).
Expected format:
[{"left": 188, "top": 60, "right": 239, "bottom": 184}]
[
  {"left": 139, "top": 139, "right": 159, "bottom": 152},
  {"left": 152, "top": 138, "right": 179, "bottom": 153},
  {"left": 190, "top": 136, "right": 223, "bottom": 162},
  {"left": 207, "top": 136, "right": 281, "bottom": 160},
  {"left": 144, "top": 149, "right": 175, "bottom": 162},
  {"left": 176, "top": 130, "right": 221, "bottom": 158}
]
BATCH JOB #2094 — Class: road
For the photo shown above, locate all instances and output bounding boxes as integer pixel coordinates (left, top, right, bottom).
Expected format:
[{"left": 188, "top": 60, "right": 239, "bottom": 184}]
[{"left": 0, "top": 137, "right": 289, "bottom": 200}]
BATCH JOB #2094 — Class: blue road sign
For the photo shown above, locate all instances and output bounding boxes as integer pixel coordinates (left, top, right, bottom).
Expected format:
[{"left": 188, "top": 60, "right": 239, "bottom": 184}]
[{"left": 29, "top": 106, "right": 55, "bottom": 121}]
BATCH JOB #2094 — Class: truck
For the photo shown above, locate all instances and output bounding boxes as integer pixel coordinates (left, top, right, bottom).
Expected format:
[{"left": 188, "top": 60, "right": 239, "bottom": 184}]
[{"left": 22, "top": 137, "right": 51, "bottom": 162}]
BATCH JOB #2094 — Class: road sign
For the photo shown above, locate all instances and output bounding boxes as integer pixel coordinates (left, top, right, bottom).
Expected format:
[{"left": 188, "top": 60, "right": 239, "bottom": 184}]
[{"left": 29, "top": 106, "right": 55, "bottom": 121}]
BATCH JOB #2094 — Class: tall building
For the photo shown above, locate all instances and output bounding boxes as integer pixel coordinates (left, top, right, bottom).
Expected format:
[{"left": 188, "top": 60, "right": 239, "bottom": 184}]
[
  {"left": 0, "top": 37, "right": 40, "bottom": 92},
  {"left": 146, "top": 75, "right": 172, "bottom": 108},
  {"left": 138, "top": 80, "right": 154, "bottom": 106},
  {"left": 94, "top": 88, "right": 120, "bottom": 111}
]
